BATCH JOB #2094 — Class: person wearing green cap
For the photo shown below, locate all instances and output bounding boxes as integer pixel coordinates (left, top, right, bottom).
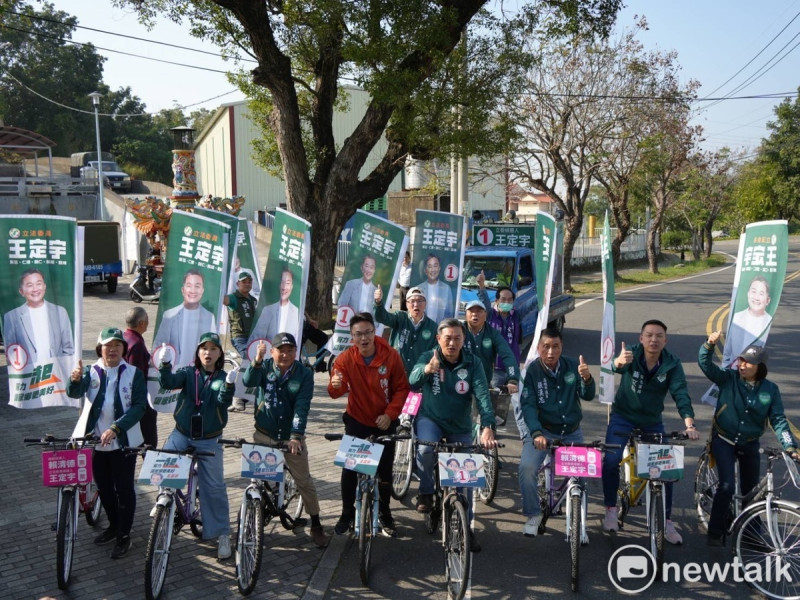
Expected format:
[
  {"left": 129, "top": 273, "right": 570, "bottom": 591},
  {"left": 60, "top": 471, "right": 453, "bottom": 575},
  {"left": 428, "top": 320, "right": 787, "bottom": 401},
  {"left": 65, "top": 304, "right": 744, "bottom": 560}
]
[
  {"left": 223, "top": 270, "right": 257, "bottom": 359},
  {"left": 157, "top": 331, "right": 237, "bottom": 560},
  {"left": 67, "top": 327, "right": 147, "bottom": 559}
]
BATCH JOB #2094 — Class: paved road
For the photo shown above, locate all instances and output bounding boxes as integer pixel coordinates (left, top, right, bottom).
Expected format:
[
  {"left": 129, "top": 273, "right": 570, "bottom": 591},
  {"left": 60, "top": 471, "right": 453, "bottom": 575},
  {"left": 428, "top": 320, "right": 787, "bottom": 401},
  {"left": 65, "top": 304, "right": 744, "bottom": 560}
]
[{"left": 3, "top": 238, "right": 800, "bottom": 599}]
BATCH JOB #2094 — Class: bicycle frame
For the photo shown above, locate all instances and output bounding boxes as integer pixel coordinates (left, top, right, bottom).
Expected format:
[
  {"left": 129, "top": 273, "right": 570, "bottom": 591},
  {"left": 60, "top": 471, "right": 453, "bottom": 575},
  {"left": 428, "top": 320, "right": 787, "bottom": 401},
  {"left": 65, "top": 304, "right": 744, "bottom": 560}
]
[
  {"left": 153, "top": 456, "right": 200, "bottom": 532},
  {"left": 540, "top": 453, "right": 589, "bottom": 544},
  {"left": 354, "top": 473, "right": 380, "bottom": 539}
]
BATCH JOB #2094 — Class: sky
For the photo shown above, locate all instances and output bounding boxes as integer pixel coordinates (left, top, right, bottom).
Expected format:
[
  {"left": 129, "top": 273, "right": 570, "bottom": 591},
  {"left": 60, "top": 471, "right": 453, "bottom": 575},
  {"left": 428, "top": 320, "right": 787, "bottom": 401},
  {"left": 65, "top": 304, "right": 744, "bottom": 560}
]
[{"left": 39, "top": 0, "right": 800, "bottom": 155}]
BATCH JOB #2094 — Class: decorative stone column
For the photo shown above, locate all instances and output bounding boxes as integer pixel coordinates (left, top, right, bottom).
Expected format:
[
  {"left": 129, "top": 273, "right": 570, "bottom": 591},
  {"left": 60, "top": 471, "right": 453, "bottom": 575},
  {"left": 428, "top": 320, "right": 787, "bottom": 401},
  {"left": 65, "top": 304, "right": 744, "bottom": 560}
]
[{"left": 170, "top": 126, "right": 199, "bottom": 209}]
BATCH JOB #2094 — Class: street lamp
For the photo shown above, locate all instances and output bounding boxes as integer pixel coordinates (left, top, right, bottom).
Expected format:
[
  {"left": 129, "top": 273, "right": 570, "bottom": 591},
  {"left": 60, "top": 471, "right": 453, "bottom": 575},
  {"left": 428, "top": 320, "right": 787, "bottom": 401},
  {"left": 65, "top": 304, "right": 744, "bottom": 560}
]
[{"left": 88, "top": 91, "right": 105, "bottom": 220}]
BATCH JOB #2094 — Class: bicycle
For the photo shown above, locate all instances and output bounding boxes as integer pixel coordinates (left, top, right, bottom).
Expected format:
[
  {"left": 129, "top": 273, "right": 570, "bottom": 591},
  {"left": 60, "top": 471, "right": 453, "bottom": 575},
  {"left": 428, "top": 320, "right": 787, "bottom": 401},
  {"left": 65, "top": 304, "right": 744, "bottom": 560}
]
[
  {"left": 132, "top": 445, "right": 214, "bottom": 600},
  {"left": 24, "top": 434, "right": 103, "bottom": 590},
  {"left": 615, "top": 429, "right": 689, "bottom": 576},
  {"left": 325, "top": 431, "right": 410, "bottom": 586},
  {"left": 300, "top": 344, "right": 334, "bottom": 374},
  {"left": 417, "top": 439, "right": 501, "bottom": 600},
  {"left": 537, "top": 440, "right": 618, "bottom": 592},
  {"left": 721, "top": 448, "right": 800, "bottom": 599},
  {"left": 217, "top": 438, "right": 306, "bottom": 596},
  {"left": 471, "top": 387, "right": 509, "bottom": 504}
]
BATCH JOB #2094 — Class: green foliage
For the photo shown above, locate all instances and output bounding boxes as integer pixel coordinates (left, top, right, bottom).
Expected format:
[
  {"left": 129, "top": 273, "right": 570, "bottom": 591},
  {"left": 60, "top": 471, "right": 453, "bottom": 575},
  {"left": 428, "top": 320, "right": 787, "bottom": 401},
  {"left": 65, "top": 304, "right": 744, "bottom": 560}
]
[{"left": 661, "top": 229, "right": 689, "bottom": 251}]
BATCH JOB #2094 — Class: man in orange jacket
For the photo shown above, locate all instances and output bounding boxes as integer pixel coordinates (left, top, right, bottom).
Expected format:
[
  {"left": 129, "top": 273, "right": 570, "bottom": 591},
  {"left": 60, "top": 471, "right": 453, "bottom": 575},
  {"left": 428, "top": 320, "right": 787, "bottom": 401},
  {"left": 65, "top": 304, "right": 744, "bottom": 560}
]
[{"left": 328, "top": 312, "right": 410, "bottom": 538}]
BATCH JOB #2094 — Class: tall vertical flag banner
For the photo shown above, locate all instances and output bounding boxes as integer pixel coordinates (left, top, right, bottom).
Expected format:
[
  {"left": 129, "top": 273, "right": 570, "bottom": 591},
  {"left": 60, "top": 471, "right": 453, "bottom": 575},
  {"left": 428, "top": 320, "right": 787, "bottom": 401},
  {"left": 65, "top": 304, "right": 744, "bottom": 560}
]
[
  {"left": 236, "top": 220, "right": 262, "bottom": 301},
  {"left": 1, "top": 215, "right": 83, "bottom": 408},
  {"left": 702, "top": 220, "right": 788, "bottom": 406},
  {"left": 149, "top": 210, "right": 231, "bottom": 412},
  {"left": 329, "top": 210, "right": 408, "bottom": 355},
  {"left": 522, "top": 212, "right": 558, "bottom": 370},
  {"left": 246, "top": 208, "right": 311, "bottom": 356},
  {"left": 599, "top": 212, "right": 616, "bottom": 405},
  {"left": 411, "top": 210, "right": 467, "bottom": 324}
]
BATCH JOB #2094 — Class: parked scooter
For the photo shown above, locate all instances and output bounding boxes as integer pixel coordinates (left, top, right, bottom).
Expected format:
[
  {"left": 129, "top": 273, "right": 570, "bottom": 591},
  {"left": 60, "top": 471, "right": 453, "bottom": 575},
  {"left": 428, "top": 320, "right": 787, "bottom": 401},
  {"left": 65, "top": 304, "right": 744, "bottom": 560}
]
[{"left": 129, "top": 265, "right": 161, "bottom": 303}]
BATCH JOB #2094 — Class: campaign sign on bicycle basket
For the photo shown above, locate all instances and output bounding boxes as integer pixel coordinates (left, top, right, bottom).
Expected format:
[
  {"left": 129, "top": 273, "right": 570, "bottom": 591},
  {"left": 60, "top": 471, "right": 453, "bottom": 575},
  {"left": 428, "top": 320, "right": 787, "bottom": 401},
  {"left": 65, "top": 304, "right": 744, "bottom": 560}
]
[
  {"left": 138, "top": 451, "right": 192, "bottom": 489},
  {"left": 554, "top": 446, "right": 602, "bottom": 478},
  {"left": 241, "top": 443, "right": 284, "bottom": 482},
  {"left": 636, "top": 443, "right": 684, "bottom": 481},
  {"left": 333, "top": 435, "right": 384, "bottom": 476},
  {"left": 42, "top": 449, "right": 93, "bottom": 486},
  {"left": 438, "top": 452, "right": 485, "bottom": 488}
]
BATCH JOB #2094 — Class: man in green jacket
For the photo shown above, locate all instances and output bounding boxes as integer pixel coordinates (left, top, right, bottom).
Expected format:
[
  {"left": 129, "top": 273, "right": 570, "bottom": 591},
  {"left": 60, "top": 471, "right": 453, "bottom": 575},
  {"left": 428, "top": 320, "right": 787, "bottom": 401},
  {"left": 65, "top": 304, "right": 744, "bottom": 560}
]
[
  {"left": 410, "top": 318, "right": 497, "bottom": 553},
  {"left": 601, "top": 319, "right": 700, "bottom": 545},
  {"left": 373, "top": 285, "right": 438, "bottom": 379},
  {"left": 518, "top": 327, "right": 595, "bottom": 536},
  {"left": 462, "top": 300, "right": 519, "bottom": 395},
  {"left": 242, "top": 332, "right": 330, "bottom": 548}
]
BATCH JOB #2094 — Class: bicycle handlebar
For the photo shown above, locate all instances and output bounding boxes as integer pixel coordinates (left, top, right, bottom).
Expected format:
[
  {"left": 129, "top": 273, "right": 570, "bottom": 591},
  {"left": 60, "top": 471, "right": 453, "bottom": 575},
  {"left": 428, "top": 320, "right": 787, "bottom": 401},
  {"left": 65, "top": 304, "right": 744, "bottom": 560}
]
[
  {"left": 548, "top": 440, "right": 621, "bottom": 450},
  {"left": 24, "top": 434, "right": 99, "bottom": 446},
  {"left": 416, "top": 440, "right": 505, "bottom": 452},
  {"left": 613, "top": 430, "right": 689, "bottom": 443},
  {"left": 324, "top": 432, "right": 411, "bottom": 443},
  {"left": 126, "top": 445, "right": 216, "bottom": 458},
  {"left": 217, "top": 437, "right": 293, "bottom": 452}
]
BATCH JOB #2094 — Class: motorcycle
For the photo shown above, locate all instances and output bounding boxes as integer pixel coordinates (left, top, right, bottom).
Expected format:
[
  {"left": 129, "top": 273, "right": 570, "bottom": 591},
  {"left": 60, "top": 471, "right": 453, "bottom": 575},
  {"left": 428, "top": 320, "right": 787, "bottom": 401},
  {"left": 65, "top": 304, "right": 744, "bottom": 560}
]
[{"left": 129, "top": 265, "right": 161, "bottom": 303}]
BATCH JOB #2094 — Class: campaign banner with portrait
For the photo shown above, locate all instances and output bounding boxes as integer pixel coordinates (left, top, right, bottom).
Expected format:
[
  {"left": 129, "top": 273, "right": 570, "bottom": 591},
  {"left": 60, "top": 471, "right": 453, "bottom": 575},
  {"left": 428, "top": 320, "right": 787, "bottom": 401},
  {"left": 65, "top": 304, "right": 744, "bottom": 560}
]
[
  {"left": 329, "top": 210, "right": 408, "bottom": 355},
  {"left": 246, "top": 208, "right": 310, "bottom": 357},
  {"left": 410, "top": 210, "right": 467, "bottom": 325},
  {"left": 0, "top": 215, "right": 83, "bottom": 408},
  {"left": 599, "top": 212, "right": 616, "bottom": 405},
  {"left": 149, "top": 210, "right": 231, "bottom": 412},
  {"left": 702, "top": 220, "right": 788, "bottom": 406}
]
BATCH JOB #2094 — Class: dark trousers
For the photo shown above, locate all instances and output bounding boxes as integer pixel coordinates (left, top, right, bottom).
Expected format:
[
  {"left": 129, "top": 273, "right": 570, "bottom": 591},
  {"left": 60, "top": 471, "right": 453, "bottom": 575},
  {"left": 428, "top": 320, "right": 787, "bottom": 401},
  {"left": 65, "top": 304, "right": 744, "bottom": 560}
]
[
  {"left": 340, "top": 412, "right": 396, "bottom": 520},
  {"left": 708, "top": 431, "right": 760, "bottom": 537},
  {"left": 139, "top": 406, "right": 159, "bottom": 448},
  {"left": 399, "top": 286, "right": 410, "bottom": 312},
  {"left": 93, "top": 449, "right": 138, "bottom": 537},
  {"left": 302, "top": 321, "right": 329, "bottom": 351}
]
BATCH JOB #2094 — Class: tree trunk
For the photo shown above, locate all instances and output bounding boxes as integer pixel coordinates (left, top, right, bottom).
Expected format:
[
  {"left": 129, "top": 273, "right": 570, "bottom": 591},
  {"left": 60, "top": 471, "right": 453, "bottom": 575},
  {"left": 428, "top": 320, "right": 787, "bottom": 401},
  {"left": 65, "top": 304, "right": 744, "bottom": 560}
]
[
  {"left": 561, "top": 213, "right": 584, "bottom": 292},
  {"left": 703, "top": 225, "right": 714, "bottom": 258}
]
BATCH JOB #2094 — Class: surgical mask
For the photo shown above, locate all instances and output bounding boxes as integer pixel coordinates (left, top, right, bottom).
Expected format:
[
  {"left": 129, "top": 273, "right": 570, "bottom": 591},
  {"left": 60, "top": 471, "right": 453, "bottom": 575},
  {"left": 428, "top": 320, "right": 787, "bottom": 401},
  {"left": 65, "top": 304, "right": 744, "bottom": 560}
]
[{"left": 498, "top": 302, "right": 514, "bottom": 312}]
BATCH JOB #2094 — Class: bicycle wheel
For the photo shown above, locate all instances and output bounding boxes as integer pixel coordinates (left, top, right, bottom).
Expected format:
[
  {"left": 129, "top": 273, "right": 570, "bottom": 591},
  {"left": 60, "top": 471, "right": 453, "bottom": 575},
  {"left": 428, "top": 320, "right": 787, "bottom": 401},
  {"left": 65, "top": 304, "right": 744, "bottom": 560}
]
[
  {"left": 694, "top": 451, "right": 717, "bottom": 532},
  {"left": 734, "top": 503, "right": 800, "bottom": 600},
  {"left": 391, "top": 431, "right": 414, "bottom": 500},
  {"left": 56, "top": 489, "right": 76, "bottom": 590},
  {"left": 648, "top": 487, "right": 665, "bottom": 576},
  {"left": 569, "top": 494, "right": 581, "bottom": 592},
  {"left": 537, "top": 467, "right": 550, "bottom": 532},
  {"left": 279, "top": 470, "right": 305, "bottom": 530},
  {"left": 477, "top": 446, "right": 499, "bottom": 504},
  {"left": 444, "top": 498, "right": 471, "bottom": 600},
  {"left": 425, "top": 497, "right": 442, "bottom": 535},
  {"left": 145, "top": 503, "right": 174, "bottom": 600},
  {"left": 359, "top": 489, "right": 374, "bottom": 586},
  {"left": 236, "top": 496, "right": 264, "bottom": 596},
  {"left": 189, "top": 482, "right": 203, "bottom": 538},
  {"left": 84, "top": 483, "right": 103, "bottom": 527}
]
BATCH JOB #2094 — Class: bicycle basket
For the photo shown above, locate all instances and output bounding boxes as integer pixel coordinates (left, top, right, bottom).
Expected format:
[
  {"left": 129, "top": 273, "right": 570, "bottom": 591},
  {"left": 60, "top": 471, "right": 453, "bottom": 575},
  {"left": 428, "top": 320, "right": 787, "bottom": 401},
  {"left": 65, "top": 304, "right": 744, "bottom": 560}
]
[
  {"left": 783, "top": 452, "right": 800, "bottom": 490},
  {"left": 635, "top": 443, "right": 684, "bottom": 481}
]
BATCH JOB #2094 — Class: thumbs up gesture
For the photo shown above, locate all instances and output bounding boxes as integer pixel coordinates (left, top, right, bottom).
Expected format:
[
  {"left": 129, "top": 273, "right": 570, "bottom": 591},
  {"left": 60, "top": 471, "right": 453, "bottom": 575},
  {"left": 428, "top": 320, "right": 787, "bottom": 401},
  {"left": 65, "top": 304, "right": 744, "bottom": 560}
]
[
  {"left": 154, "top": 343, "right": 171, "bottom": 366},
  {"left": 374, "top": 284, "right": 383, "bottom": 304},
  {"left": 578, "top": 354, "right": 591, "bottom": 381},
  {"left": 330, "top": 368, "right": 344, "bottom": 389},
  {"left": 476, "top": 270, "right": 486, "bottom": 289},
  {"left": 425, "top": 349, "right": 441, "bottom": 376},
  {"left": 255, "top": 341, "right": 267, "bottom": 363},
  {"left": 615, "top": 342, "right": 633, "bottom": 368},
  {"left": 70, "top": 360, "right": 83, "bottom": 382}
]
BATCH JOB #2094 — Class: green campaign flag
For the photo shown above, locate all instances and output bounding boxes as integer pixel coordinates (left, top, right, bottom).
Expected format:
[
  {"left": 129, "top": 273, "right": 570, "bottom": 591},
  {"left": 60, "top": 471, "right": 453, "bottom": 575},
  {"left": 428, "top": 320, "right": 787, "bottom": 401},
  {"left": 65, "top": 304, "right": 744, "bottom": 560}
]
[
  {"left": 0, "top": 215, "right": 82, "bottom": 408},
  {"left": 330, "top": 210, "right": 408, "bottom": 354},
  {"left": 247, "top": 208, "right": 311, "bottom": 356},
  {"left": 235, "top": 220, "right": 262, "bottom": 300},
  {"left": 192, "top": 206, "right": 242, "bottom": 296},
  {"left": 411, "top": 210, "right": 467, "bottom": 324},
  {"left": 149, "top": 210, "right": 231, "bottom": 412},
  {"left": 522, "top": 212, "right": 558, "bottom": 370},
  {"left": 599, "top": 212, "right": 616, "bottom": 405}
]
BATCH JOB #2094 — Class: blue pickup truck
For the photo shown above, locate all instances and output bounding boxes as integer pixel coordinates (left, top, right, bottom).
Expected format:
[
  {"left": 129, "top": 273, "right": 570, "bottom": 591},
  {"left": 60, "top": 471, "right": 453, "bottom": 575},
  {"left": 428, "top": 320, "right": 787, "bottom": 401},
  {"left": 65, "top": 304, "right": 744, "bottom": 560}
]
[{"left": 458, "top": 232, "right": 575, "bottom": 343}]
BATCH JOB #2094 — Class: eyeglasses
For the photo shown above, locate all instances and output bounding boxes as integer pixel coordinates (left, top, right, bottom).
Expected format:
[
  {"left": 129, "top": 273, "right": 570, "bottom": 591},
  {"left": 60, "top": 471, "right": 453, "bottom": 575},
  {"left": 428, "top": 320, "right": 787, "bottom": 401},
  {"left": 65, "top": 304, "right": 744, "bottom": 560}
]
[{"left": 351, "top": 329, "right": 375, "bottom": 339}]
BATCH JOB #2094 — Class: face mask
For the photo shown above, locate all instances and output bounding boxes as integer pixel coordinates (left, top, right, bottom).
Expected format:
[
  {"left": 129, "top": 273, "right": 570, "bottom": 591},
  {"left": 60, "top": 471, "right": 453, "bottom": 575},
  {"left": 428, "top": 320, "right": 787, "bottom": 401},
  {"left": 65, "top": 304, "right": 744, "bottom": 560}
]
[{"left": 498, "top": 302, "right": 514, "bottom": 312}]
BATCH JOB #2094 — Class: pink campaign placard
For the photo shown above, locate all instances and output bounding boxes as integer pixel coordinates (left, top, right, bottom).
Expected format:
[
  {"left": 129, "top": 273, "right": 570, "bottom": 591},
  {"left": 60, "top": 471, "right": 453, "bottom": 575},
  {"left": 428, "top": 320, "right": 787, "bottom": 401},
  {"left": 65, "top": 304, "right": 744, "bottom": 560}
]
[
  {"left": 42, "top": 449, "right": 93, "bottom": 487},
  {"left": 554, "top": 446, "right": 602, "bottom": 478},
  {"left": 401, "top": 391, "right": 422, "bottom": 416}
]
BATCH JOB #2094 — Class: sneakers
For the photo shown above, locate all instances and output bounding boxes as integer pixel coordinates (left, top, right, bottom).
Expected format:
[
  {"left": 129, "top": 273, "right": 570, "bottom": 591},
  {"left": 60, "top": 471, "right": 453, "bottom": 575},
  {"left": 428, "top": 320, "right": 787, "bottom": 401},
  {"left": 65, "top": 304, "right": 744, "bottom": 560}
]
[
  {"left": 334, "top": 515, "right": 353, "bottom": 535},
  {"left": 217, "top": 534, "right": 232, "bottom": 560},
  {"left": 310, "top": 525, "right": 330, "bottom": 548},
  {"left": 469, "top": 530, "right": 481, "bottom": 553},
  {"left": 94, "top": 527, "right": 118, "bottom": 545},
  {"left": 523, "top": 515, "right": 542, "bottom": 537},
  {"left": 665, "top": 520, "right": 683, "bottom": 545},
  {"left": 110, "top": 536, "right": 132, "bottom": 559},
  {"left": 603, "top": 507, "right": 619, "bottom": 532},
  {"left": 379, "top": 517, "right": 398, "bottom": 538},
  {"left": 416, "top": 494, "right": 433, "bottom": 513},
  {"left": 228, "top": 398, "right": 247, "bottom": 412}
]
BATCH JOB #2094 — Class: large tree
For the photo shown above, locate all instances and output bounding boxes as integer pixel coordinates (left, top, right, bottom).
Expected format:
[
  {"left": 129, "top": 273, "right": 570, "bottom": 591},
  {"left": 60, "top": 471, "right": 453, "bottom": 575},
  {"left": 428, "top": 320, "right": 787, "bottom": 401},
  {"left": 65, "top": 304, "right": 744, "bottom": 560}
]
[
  {"left": 119, "top": 0, "right": 621, "bottom": 322},
  {"left": 759, "top": 88, "right": 800, "bottom": 222}
]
